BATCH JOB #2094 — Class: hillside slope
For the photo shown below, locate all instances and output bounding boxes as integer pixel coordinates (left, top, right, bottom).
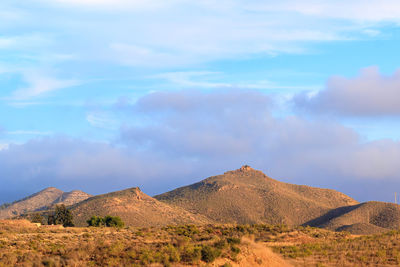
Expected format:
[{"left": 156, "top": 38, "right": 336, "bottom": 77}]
[
  {"left": 70, "top": 187, "right": 211, "bottom": 227},
  {"left": 306, "top": 201, "right": 400, "bottom": 234},
  {"left": 155, "top": 165, "right": 358, "bottom": 225},
  {"left": 0, "top": 188, "right": 92, "bottom": 219},
  {"left": 53, "top": 190, "right": 93, "bottom": 206}
]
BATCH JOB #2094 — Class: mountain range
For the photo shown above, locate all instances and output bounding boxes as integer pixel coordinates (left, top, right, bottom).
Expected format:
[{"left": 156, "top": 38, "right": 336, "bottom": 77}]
[
  {"left": 1, "top": 165, "right": 399, "bottom": 234},
  {"left": 0, "top": 187, "right": 92, "bottom": 219}
]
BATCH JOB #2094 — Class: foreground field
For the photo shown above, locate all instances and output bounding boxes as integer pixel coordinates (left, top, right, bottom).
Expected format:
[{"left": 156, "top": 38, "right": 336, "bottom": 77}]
[{"left": 0, "top": 220, "right": 400, "bottom": 266}]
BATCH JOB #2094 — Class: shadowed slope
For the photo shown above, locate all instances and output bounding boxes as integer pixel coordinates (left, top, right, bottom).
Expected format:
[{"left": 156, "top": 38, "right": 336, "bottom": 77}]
[
  {"left": 306, "top": 201, "right": 400, "bottom": 234},
  {"left": 70, "top": 187, "right": 211, "bottom": 227},
  {"left": 155, "top": 166, "right": 358, "bottom": 225}
]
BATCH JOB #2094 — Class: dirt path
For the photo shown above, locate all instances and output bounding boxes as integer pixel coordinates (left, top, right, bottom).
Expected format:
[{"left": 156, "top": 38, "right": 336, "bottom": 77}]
[{"left": 212, "top": 237, "right": 293, "bottom": 267}]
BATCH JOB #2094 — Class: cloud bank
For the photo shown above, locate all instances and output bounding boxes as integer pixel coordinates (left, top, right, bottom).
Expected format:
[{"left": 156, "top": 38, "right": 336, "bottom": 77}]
[
  {"left": 1, "top": 90, "right": 400, "bottom": 203},
  {"left": 295, "top": 67, "right": 400, "bottom": 116},
  {"left": 3, "top": 0, "right": 400, "bottom": 71}
]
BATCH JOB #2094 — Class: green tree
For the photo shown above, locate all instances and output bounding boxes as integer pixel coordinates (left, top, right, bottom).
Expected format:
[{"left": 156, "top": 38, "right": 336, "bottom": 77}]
[
  {"left": 87, "top": 215, "right": 105, "bottom": 227},
  {"left": 104, "top": 215, "right": 124, "bottom": 228},
  {"left": 30, "top": 213, "right": 43, "bottom": 224},
  {"left": 54, "top": 204, "right": 74, "bottom": 227},
  {"left": 87, "top": 215, "right": 124, "bottom": 228}
]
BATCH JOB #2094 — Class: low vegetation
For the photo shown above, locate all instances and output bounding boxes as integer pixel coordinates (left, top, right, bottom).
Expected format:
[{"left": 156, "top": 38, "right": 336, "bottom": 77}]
[
  {"left": 2, "top": 220, "right": 400, "bottom": 266},
  {"left": 274, "top": 229, "right": 400, "bottom": 266},
  {"left": 47, "top": 204, "right": 74, "bottom": 227},
  {"left": 87, "top": 215, "right": 125, "bottom": 228}
]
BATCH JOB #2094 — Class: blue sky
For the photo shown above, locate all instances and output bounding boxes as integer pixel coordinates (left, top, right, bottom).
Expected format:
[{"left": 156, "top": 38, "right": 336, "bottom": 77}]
[{"left": 1, "top": 0, "right": 400, "bottom": 203}]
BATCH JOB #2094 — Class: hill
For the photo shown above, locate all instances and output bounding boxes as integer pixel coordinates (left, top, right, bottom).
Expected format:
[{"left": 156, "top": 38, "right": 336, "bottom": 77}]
[
  {"left": 155, "top": 165, "right": 358, "bottom": 225},
  {"left": 306, "top": 201, "right": 400, "bottom": 234},
  {"left": 0, "top": 187, "right": 92, "bottom": 219},
  {"left": 70, "top": 187, "right": 211, "bottom": 227},
  {"left": 53, "top": 190, "right": 93, "bottom": 206}
]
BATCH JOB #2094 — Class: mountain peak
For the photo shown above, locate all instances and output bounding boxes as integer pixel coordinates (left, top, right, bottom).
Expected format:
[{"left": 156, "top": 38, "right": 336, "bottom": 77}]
[
  {"left": 224, "top": 165, "right": 261, "bottom": 176},
  {"left": 239, "top": 165, "right": 254, "bottom": 172}
]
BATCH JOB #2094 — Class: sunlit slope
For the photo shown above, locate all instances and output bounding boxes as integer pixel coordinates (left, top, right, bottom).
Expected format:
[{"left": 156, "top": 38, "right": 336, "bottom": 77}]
[
  {"left": 155, "top": 166, "right": 358, "bottom": 225},
  {"left": 70, "top": 187, "right": 211, "bottom": 227},
  {"left": 0, "top": 187, "right": 92, "bottom": 219}
]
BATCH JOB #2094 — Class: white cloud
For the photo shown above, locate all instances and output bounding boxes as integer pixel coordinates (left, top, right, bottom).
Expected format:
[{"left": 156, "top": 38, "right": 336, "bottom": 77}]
[
  {"left": 7, "top": 130, "right": 52, "bottom": 136},
  {"left": 0, "top": 143, "right": 8, "bottom": 151},
  {"left": 37, "top": 0, "right": 176, "bottom": 10},
  {"left": 152, "top": 71, "right": 320, "bottom": 91},
  {"left": 1, "top": 0, "right": 399, "bottom": 69},
  {"left": 86, "top": 112, "right": 118, "bottom": 130},
  {"left": 247, "top": 1, "right": 400, "bottom": 22},
  {"left": 11, "top": 71, "right": 80, "bottom": 100},
  {"left": 0, "top": 34, "right": 51, "bottom": 50},
  {"left": 295, "top": 66, "right": 400, "bottom": 116},
  {"left": 2, "top": 90, "right": 400, "bottom": 203}
]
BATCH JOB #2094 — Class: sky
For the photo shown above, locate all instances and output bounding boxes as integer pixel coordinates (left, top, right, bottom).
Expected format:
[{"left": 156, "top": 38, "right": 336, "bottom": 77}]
[{"left": 1, "top": 0, "right": 400, "bottom": 204}]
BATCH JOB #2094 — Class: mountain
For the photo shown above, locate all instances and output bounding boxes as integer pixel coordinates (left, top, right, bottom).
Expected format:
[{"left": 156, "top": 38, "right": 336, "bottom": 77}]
[
  {"left": 306, "top": 201, "right": 400, "bottom": 234},
  {"left": 155, "top": 165, "right": 358, "bottom": 225},
  {"left": 70, "top": 187, "right": 211, "bottom": 227},
  {"left": 0, "top": 187, "right": 92, "bottom": 219},
  {"left": 53, "top": 190, "right": 93, "bottom": 206},
  {"left": 4, "top": 165, "right": 399, "bottom": 234}
]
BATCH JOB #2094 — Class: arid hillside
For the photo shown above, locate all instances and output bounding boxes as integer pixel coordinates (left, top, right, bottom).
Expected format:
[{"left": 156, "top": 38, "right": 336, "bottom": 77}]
[
  {"left": 155, "top": 165, "right": 358, "bottom": 226},
  {"left": 4, "top": 165, "right": 400, "bottom": 235},
  {"left": 0, "top": 187, "right": 92, "bottom": 219},
  {"left": 306, "top": 201, "right": 400, "bottom": 234},
  {"left": 70, "top": 187, "right": 211, "bottom": 227},
  {"left": 53, "top": 190, "right": 93, "bottom": 206},
  {"left": 3, "top": 219, "right": 400, "bottom": 266}
]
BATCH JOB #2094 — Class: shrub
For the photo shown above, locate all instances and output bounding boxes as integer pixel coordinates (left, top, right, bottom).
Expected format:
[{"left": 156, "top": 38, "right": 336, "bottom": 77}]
[
  {"left": 227, "top": 237, "right": 241, "bottom": 245},
  {"left": 214, "top": 239, "right": 227, "bottom": 249},
  {"left": 201, "top": 245, "right": 221, "bottom": 263},
  {"left": 87, "top": 216, "right": 105, "bottom": 227},
  {"left": 30, "top": 213, "right": 43, "bottom": 224},
  {"left": 163, "top": 244, "right": 180, "bottom": 262},
  {"left": 87, "top": 215, "right": 124, "bottom": 228},
  {"left": 48, "top": 205, "right": 74, "bottom": 227},
  {"left": 180, "top": 245, "right": 201, "bottom": 263},
  {"left": 230, "top": 245, "right": 240, "bottom": 255},
  {"left": 104, "top": 216, "right": 124, "bottom": 228}
]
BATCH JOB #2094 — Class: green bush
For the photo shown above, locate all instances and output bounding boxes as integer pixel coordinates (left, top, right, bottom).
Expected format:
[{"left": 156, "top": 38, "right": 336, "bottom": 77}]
[
  {"left": 227, "top": 237, "right": 241, "bottom": 245},
  {"left": 180, "top": 245, "right": 201, "bottom": 263},
  {"left": 30, "top": 213, "right": 43, "bottom": 224},
  {"left": 230, "top": 245, "right": 240, "bottom": 255},
  {"left": 49, "top": 205, "right": 74, "bottom": 227},
  {"left": 104, "top": 215, "right": 124, "bottom": 228},
  {"left": 87, "top": 216, "right": 105, "bottom": 227},
  {"left": 201, "top": 245, "right": 221, "bottom": 263},
  {"left": 87, "top": 215, "right": 124, "bottom": 228}
]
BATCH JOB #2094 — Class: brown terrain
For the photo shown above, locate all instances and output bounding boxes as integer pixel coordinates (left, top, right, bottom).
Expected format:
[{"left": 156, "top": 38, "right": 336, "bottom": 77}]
[
  {"left": 3, "top": 220, "right": 400, "bottom": 266},
  {"left": 0, "top": 187, "right": 92, "bottom": 219},
  {"left": 307, "top": 201, "right": 400, "bottom": 234},
  {"left": 155, "top": 165, "right": 358, "bottom": 226},
  {"left": 70, "top": 187, "right": 211, "bottom": 227},
  {"left": 2, "top": 166, "right": 400, "bottom": 235}
]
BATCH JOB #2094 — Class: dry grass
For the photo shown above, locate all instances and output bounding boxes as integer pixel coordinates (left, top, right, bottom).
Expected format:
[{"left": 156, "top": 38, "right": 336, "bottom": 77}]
[
  {"left": 272, "top": 227, "right": 400, "bottom": 266},
  {"left": 1, "top": 220, "right": 289, "bottom": 266},
  {"left": 2, "top": 219, "right": 400, "bottom": 266}
]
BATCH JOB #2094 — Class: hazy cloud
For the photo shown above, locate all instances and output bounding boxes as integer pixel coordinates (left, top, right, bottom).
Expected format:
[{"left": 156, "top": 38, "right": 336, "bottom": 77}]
[
  {"left": 11, "top": 71, "right": 80, "bottom": 100},
  {"left": 295, "top": 67, "right": 400, "bottom": 116},
  {"left": 2, "top": 0, "right": 399, "bottom": 69},
  {"left": 2, "top": 90, "right": 400, "bottom": 203}
]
